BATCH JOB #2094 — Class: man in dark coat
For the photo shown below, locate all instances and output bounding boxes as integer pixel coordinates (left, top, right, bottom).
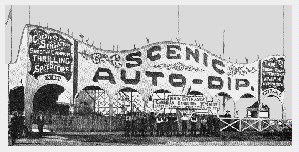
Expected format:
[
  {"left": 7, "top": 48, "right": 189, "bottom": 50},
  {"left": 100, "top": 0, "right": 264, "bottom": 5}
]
[
  {"left": 131, "top": 112, "right": 137, "bottom": 136},
  {"left": 181, "top": 113, "right": 189, "bottom": 136},
  {"left": 161, "top": 113, "right": 169, "bottom": 136},
  {"left": 139, "top": 113, "right": 146, "bottom": 137},
  {"left": 148, "top": 112, "right": 156, "bottom": 136},
  {"left": 124, "top": 112, "right": 131, "bottom": 136},
  {"left": 36, "top": 111, "right": 45, "bottom": 137},
  {"left": 207, "top": 115, "right": 214, "bottom": 136},
  {"left": 171, "top": 113, "right": 179, "bottom": 136},
  {"left": 213, "top": 116, "right": 221, "bottom": 137},
  {"left": 190, "top": 113, "right": 198, "bottom": 136},
  {"left": 156, "top": 114, "right": 163, "bottom": 136},
  {"left": 167, "top": 113, "right": 176, "bottom": 136},
  {"left": 9, "top": 111, "right": 20, "bottom": 145},
  {"left": 200, "top": 116, "right": 207, "bottom": 136}
]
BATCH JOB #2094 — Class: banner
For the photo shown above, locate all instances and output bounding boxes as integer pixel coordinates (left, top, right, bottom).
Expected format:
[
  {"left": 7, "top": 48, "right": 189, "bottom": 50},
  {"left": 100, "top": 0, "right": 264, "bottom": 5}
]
[
  {"left": 261, "top": 56, "right": 285, "bottom": 100},
  {"left": 28, "top": 28, "right": 73, "bottom": 81},
  {"left": 152, "top": 95, "right": 219, "bottom": 115},
  {"left": 90, "top": 42, "right": 259, "bottom": 101}
]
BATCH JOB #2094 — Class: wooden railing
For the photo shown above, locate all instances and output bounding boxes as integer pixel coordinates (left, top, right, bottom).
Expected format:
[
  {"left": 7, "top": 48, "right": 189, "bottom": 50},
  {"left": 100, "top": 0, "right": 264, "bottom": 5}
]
[{"left": 219, "top": 118, "right": 292, "bottom": 132}]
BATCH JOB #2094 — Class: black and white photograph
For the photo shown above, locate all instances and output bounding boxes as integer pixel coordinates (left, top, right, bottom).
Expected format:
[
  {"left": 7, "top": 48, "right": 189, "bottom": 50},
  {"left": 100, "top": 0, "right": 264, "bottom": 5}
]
[{"left": 3, "top": 2, "right": 295, "bottom": 150}]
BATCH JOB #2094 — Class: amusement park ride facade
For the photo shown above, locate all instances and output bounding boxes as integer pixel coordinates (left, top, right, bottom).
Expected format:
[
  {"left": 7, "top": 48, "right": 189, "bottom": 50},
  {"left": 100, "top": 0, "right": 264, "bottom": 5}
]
[{"left": 8, "top": 25, "right": 286, "bottom": 127}]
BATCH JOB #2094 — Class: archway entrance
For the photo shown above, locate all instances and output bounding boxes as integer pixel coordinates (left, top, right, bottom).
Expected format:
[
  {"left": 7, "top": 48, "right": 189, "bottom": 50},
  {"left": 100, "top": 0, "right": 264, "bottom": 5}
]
[
  {"left": 33, "top": 84, "right": 68, "bottom": 115},
  {"left": 74, "top": 86, "right": 110, "bottom": 116},
  {"left": 213, "top": 92, "right": 234, "bottom": 117},
  {"left": 236, "top": 93, "right": 257, "bottom": 118},
  {"left": 116, "top": 87, "right": 144, "bottom": 114},
  {"left": 9, "top": 86, "right": 24, "bottom": 114},
  {"left": 262, "top": 96, "right": 283, "bottom": 119}
]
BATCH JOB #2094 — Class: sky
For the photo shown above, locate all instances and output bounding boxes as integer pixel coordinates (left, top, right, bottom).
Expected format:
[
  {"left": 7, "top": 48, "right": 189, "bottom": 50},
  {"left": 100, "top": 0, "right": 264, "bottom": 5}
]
[{"left": 5, "top": 5, "right": 292, "bottom": 118}]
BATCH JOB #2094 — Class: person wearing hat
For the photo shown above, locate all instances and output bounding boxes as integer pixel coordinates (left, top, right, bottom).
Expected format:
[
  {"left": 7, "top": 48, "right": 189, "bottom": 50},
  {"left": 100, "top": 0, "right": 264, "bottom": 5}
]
[
  {"left": 139, "top": 112, "right": 147, "bottom": 137},
  {"left": 161, "top": 113, "right": 168, "bottom": 136},
  {"left": 181, "top": 113, "right": 189, "bottom": 136},
  {"left": 124, "top": 111, "right": 132, "bottom": 136},
  {"left": 207, "top": 115, "right": 214, "bottom": 136},
  {"left": 224, "top": 110, "right": 231, "bottom": 118},
  {"left": 190, "top": 113, "right": 198, "bottom": 136},
  {"left": 148, "top": 112, "right": 156, "bottom": 136},
  {"left": 131, "top": 112, "right": 137, "bottom": 136},
  {"left": 223, "top": 110, "right": 231, "bottom": 131},
  {"left": 167, "top": 113, "right": 176, "bottom": 136},
  {"left": 36, "top": 111, "right": 45, "bottom": 137},
  {"left": 156, "top": 114, "right": 163, "bottom": 136},
  {"left": 200, "top": 116, "right": 208, "bottom": 136}
]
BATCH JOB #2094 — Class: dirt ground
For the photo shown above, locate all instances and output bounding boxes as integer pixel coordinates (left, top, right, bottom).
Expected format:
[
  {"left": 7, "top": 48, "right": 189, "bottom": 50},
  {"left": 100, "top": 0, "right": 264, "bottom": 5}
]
[{"left": 8, "top": 131, "right": 291, "bottom": 146}]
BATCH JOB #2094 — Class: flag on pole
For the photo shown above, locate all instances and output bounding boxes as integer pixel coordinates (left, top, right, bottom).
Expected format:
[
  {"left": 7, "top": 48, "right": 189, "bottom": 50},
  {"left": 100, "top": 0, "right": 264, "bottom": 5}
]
[{"left": 5, "top": 8, "right": 12, "bottom": 25}]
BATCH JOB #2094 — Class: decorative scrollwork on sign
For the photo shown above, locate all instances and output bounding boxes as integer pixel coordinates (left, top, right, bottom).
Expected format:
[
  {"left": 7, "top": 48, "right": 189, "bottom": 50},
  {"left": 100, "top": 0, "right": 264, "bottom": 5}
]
[
  {"left": 227, "top": 65, "right": 257, "bottom": 76},
  {"left": 153, "top": 62, "right": 205, "bottom": 72},
  {"left": 79, "top": 50, "right": 123, "bottom": 68},
  {"left": 78, "top": 50, "right": 93, "bottom": 60}
]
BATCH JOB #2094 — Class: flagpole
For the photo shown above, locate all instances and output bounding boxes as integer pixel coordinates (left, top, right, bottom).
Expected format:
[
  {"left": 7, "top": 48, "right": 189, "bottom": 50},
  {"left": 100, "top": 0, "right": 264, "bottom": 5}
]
[
  {"left": 29, "top": 5, "right": 31, "bottom": 24},
  {"left": 8, "top": 5, "right": 12, "bottom": 115},
  {"left": 11, "top": 5, "right": 12, "bottom": 64},
  {"left": 282, "top": 5, "right": 285, "bottom": 56},
  {"left": 223, "top": 30, "right": 225, "bottom": 58},
  {"left": 177, "top": 5, "right": 180, "bottom": 38}
]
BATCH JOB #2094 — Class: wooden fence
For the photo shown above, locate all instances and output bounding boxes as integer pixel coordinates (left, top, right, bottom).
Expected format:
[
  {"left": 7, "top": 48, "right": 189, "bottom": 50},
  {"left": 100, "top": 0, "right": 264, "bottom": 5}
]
[
  {"left": 42, "top": 115, "right": 292, "bottom": 133},
  {"left": 219, "top": 118, "right": 292, "bottom": 132}
]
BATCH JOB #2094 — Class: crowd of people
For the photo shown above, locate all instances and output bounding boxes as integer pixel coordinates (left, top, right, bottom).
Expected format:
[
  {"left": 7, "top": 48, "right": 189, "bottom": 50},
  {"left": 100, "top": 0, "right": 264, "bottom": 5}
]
[{"left": 124, "top": 111, "right": 222, "bottom": 137}]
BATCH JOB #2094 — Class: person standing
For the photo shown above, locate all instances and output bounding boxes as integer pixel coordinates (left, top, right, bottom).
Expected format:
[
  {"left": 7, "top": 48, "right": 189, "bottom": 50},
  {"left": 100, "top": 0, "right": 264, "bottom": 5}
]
[
  {"left": 148, "top": 112, "right": 156, "bottom": 136},
  {"left": 171, "top": 113, "right": 179, "bottom": 136},
  {"left": 124, "top": 112, "right": 131, "bottom": 136},
  {"left": 176, "top": 110, "right": 182, "bottom": 136},
  {"left": 190, "top": 113, "right": 198, "bottom": 136},
  {"left": 181, "top": 113, "right": 189, "bottom": 136},
  {"left": 207, "top": 115, "right": 213, "bottom": 136},
  {"left": 139, "top": 113, "right": 146, "bottom": 137},
  {"left": 156, "top": 114, "right": 163, "bottom": 136},
  {"left": 36, "top": 111, "right": 45, "bottom": 137},
  {"left": 9, "top": 111, "right": 20, "bottom": 145},
  {"left": 200, "top": 116, "right": 207, "bottom": 136},
  {"left": 213, "top": 116, "right": 221, "bottom": 137},
  {"left": 167, "top": 113, "right": 175, "bottom": 136},
  {"left": 161, "top": 113, "right": 169, "bottom": 136},
  {"left": 223, "top": 110, "right": 231, "bottom": 131},
  {"left": 131, "top": 112, "right": 137, "bottom": 136}
]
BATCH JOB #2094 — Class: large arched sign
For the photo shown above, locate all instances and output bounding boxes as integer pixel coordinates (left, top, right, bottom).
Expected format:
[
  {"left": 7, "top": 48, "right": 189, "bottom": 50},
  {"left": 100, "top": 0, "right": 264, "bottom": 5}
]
[{"left": 8, "top": 25, "right": 286, "bottom": 124}]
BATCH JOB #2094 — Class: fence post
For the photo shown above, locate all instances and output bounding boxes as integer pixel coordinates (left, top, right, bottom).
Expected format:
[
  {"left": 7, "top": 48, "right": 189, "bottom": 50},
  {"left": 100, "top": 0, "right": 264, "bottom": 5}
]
[
  {"left": 239, "top": 118, "right": 242, "bottom": 132},
  {"left": 258, "top": 118, "right": 262, "bottom": 132}
]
